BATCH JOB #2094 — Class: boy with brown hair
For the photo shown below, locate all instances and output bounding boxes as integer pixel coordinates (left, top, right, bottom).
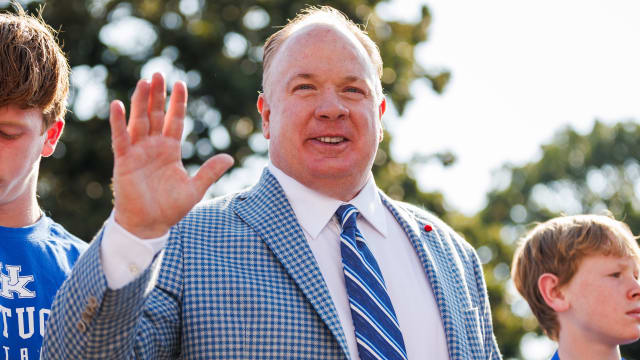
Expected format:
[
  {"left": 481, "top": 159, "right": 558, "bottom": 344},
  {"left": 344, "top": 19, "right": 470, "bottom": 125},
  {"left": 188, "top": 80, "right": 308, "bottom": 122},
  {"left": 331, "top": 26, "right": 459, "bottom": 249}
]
[
  {"left": 0, "top": 3, "right": 87, "bottom": 359},
  {"left": 512, "top": 214, "right": 640, "bottom": 360}
]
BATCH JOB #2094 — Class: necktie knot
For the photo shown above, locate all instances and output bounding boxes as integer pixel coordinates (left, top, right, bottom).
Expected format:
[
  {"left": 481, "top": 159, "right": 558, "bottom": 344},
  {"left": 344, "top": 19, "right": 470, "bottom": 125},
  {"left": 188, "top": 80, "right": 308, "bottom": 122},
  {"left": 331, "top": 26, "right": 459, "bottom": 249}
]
[{"left": 336, "top": 204, "right": 359, "bottom": 232}]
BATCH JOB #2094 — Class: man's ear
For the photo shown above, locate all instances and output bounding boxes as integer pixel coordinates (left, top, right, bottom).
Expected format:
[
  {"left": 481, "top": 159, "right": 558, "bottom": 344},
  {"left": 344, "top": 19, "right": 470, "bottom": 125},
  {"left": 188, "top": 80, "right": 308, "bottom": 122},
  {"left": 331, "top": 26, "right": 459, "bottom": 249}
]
[
  {"left": 538, "top": 273, "right": 570, "bottom": 312},
  {"left": 377, "top": 97, "right": 386, "bottom": 143},
  {"left": 257, "top": 93, "right": 271, "bottom": 140},
  {"left": 41, "top": 119, "right": 64, "bottom": 157},
  {"left": 378, "top": 96, "right": 387, "bottom": 118}
]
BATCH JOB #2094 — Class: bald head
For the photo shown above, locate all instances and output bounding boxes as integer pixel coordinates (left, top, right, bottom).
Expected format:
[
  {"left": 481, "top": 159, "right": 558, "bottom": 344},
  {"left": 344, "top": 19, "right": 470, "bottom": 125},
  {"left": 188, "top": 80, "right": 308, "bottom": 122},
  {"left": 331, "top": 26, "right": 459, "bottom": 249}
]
[{"left": 261, "top": 6, "right": 383, "bottom": 102}]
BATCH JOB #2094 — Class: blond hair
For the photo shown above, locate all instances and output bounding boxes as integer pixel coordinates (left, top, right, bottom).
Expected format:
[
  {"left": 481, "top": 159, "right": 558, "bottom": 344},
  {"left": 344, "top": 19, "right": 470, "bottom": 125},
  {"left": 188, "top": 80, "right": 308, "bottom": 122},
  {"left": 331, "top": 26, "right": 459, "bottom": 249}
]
[
  {"left": 0, "top": 2, "right": 70, "bottom": 131},
  {"left": 511, "top": 214, "right": 640, "bottom": 340}
]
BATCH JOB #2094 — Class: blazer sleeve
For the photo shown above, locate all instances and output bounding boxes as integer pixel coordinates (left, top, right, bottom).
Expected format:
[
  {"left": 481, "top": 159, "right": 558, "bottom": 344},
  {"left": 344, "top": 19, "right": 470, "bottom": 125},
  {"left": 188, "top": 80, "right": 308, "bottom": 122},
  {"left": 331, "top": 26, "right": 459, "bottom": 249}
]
[{"left": 41, "top": 225, "right": 184, "bottom": 359}]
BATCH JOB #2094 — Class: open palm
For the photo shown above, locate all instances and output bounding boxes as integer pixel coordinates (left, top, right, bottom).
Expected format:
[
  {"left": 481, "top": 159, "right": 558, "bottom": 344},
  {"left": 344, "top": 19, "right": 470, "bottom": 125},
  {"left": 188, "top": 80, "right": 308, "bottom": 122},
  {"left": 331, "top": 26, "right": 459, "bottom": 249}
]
[{"left": 110, "top": 73, "right": 233, "bottom": 238}]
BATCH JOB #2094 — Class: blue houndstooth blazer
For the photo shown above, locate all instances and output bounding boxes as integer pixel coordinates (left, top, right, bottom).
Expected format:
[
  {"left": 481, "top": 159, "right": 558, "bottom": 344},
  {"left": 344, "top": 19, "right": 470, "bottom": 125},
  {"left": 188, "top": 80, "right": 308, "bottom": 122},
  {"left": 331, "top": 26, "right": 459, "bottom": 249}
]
[{"left": 42, "top": 169, "right": 501, "bottom": 359}]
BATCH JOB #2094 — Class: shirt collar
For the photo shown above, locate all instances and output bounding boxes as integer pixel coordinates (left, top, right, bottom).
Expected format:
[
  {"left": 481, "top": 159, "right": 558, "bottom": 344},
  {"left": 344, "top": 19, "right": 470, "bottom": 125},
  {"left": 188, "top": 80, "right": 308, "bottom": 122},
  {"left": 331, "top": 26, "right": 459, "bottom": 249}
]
[{"left": 268, "top": 162, "right": 388, "bottom": 240}]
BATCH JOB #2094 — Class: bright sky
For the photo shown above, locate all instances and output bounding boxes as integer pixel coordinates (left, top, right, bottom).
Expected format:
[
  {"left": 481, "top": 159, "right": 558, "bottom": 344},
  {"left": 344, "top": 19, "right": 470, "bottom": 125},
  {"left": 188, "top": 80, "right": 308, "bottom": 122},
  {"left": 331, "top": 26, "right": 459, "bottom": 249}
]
[{"left": 379, "top": 0, "right": 640, "bottom": 216}]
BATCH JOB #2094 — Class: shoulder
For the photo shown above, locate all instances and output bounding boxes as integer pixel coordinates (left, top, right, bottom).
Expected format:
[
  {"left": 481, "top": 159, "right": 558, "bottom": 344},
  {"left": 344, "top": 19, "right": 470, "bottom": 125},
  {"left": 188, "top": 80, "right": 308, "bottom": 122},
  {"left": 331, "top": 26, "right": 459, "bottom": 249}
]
[
  {"left": 28, "top": 216, "right": 90, "bottom": 269},
  {"left": 391, "top": 200, "right": 446, "bottom": 228},
  {"left": 44, "top": 216, "right": 89, "bottom": 253},
  {"left": 179, "top": 173, "right": 279, "bottom": 225},
  {"left": 186, "top": 192, "right": 237, "bottom": 217},
  {"left": 386, "top": 197, "right": 477, "bottom": 254},
  {"left": 175, "top": 190, "right": 247, "bottom": 231},
  {"left": 387, "top": 198, "right": 458, "bottom": 237}
]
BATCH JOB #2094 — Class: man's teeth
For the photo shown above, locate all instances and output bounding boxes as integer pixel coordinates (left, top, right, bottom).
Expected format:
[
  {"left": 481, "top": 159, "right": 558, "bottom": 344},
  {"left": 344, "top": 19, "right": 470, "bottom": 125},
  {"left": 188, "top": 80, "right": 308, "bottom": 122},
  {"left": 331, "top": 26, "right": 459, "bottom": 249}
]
[{"left": 317, "top": 137, "right": 344, "bottom": 143}]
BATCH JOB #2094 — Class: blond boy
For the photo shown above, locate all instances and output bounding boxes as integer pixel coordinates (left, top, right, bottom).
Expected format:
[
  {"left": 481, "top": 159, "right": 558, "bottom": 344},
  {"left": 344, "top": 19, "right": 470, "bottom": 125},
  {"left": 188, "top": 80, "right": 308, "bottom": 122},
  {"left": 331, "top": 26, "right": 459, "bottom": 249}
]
[
  {"left": 0, "top": 4, "right": 87, "bottom": 359},
  {"left": 512, "top": 215, "right": 640, "bottom": 360}
]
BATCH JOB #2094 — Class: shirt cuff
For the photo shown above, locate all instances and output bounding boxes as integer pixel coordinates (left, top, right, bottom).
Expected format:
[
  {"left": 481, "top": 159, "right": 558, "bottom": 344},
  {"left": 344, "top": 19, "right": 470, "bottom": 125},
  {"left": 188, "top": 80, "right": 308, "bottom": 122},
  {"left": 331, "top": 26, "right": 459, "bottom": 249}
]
[{"left": 100, "top": 212, "right": 169, "bottom": 289}]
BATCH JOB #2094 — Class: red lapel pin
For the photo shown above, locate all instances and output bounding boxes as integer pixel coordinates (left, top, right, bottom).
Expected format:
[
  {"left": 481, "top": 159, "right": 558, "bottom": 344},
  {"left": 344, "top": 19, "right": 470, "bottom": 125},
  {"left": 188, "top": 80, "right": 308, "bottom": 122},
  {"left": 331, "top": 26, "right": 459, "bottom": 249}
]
[{"left": 424, "top": 224, "right": 433, "bottom": 232}]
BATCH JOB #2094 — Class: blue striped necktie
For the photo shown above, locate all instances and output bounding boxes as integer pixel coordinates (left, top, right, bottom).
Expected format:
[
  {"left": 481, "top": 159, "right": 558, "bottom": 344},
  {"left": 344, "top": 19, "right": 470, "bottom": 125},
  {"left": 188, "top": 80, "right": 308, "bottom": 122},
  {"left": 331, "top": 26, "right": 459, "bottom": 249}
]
[{"left": 336, "top": 204, "right": 408, "bottom": 360}]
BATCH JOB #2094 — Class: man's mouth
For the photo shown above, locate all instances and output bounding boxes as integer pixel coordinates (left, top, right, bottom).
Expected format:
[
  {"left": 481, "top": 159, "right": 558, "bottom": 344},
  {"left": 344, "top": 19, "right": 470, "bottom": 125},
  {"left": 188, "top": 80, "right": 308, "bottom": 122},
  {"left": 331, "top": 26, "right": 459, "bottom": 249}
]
[
  {"left": 316, "top": 136, "right": 346, "bottom": 144},
  {"left": 627, "top": 308, "right": 640, "bottom": 320}
]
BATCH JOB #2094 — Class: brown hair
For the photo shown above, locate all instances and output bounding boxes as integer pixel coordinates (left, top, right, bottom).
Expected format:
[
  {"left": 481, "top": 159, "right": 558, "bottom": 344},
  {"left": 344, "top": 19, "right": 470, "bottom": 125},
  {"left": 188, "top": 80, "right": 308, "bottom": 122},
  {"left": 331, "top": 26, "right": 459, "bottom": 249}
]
[
  {"left": 0, "top": 2, "right": 70, "bottom": 131},
  {"left": 261, "top": 6, "right": 383, "bottom": 100},
  {"left": 511, "top": 214, "right": 640, "bottom": 340}
]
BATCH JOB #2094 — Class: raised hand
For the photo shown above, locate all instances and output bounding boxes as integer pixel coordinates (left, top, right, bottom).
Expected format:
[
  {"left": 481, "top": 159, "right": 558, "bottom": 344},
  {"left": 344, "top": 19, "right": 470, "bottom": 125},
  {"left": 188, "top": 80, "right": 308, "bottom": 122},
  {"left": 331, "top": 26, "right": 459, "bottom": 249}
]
[{"left": 109, "top": 73, "right": 234, "bottom": 238}]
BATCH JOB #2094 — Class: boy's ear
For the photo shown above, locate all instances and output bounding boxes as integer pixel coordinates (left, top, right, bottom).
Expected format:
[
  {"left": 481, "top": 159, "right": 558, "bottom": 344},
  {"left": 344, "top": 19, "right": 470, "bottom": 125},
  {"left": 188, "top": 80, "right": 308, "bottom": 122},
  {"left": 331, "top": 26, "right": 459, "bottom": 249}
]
[
  {"left": 538, "top": 273, "right": 570, "bottom": 312},
  {"left": 41, "top": 118, "right": 65, "bottom": 157}
]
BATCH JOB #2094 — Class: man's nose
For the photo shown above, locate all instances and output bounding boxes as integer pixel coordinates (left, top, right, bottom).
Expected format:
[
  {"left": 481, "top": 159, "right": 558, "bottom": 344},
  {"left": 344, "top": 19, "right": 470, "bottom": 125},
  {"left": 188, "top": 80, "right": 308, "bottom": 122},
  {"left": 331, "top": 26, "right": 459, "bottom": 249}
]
[{"left": 314, "top": 92, "right": 349, "bottom": 120}]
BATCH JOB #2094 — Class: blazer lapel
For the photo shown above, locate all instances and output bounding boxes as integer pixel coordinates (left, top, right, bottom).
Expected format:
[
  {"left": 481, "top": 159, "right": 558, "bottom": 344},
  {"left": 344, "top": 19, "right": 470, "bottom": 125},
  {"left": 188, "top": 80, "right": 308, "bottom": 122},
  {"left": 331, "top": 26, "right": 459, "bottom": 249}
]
[
  {"left": 380, "top": 194, "right": 466, "bottom": 360},
  {"left": 233, "top": 169, "right": 350, "bottom": 359}
]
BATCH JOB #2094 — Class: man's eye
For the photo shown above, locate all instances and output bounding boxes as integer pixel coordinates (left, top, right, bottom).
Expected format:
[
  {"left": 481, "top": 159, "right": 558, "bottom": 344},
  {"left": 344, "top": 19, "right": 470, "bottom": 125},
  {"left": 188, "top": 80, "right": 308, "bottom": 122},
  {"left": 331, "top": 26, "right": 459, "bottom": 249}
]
[
  {"left": 610, "top": 272, "right": 621, "bottom": 278},
  {"left": 344, "top": 87, "right": 365, "bottom": 94},
  {"left": 293, "top": 84, "right": 314, "bottom": 91},
  {"left": 0, "top": 131, "right": 19, "bottom": 140}
]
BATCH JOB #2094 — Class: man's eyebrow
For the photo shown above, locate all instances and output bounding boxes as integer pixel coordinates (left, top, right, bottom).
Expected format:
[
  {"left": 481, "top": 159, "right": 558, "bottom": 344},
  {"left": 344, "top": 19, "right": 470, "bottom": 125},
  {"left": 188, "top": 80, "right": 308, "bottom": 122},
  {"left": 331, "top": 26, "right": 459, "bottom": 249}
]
[
  {"left": 286, "top": 73, "right": 314, "bottom": 83},
  {"left": 0, "top": 120, "right": 24, "bottom": 127},
  {"left": 342, "top": 75, "right": 361, "bottom": 83}
]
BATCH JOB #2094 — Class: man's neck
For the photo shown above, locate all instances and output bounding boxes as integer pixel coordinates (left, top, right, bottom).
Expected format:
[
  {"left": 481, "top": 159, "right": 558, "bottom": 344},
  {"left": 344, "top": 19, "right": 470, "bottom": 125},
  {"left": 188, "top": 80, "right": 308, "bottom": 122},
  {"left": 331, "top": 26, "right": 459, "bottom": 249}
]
[
  {"left": 312, "top": 180, "right": 365, "bottom": 202},
  {"left": 268, "top": 162, "right": 370, "bottom": 202}
]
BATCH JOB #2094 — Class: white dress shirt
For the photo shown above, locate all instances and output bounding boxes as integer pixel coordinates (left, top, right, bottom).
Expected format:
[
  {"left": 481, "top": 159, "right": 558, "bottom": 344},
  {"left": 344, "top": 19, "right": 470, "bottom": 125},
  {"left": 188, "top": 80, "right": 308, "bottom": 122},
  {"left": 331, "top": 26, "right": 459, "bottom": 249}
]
[{"left": 101, "top": 163, "right": 449, "bottom": 359}]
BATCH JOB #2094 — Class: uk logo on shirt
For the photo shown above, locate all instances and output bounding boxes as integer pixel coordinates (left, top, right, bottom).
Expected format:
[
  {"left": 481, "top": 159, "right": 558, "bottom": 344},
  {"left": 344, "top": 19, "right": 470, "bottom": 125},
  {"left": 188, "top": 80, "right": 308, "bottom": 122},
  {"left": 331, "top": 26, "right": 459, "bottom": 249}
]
[
  {"left": 0, "top": 263, "right": 49, "bottom": 360},
  {"left": 0, "top": 264, "right": 35, "bottom": 299}
]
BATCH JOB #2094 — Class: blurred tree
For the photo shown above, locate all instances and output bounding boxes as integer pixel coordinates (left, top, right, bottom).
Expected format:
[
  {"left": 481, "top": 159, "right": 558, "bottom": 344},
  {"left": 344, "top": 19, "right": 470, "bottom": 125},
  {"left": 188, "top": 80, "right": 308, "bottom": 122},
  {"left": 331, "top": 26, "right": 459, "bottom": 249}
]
[
  {"left": 477, "top": 120, "right": 640, "bottom": 359},
  {"left": 0, "top": 0, "right": 451, "bottom": 239}
]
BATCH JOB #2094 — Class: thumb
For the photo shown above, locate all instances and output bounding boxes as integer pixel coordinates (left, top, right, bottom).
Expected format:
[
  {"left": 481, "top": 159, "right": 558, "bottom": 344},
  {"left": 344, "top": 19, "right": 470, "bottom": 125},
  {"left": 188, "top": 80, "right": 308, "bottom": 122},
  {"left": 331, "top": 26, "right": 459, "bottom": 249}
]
[{"left": 191, "top": 154, "right": 234, "bottom": 196}]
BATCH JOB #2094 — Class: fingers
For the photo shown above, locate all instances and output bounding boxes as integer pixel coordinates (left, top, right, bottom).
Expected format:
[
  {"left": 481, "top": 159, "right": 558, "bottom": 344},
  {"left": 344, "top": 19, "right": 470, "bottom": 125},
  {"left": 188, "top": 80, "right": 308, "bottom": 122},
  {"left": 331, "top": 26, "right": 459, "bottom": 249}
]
[
  {"left": 119, "top": 73, "right": 184, "bottom": 144},
  {"left": 109, "top": 100, "right": 130, "bottom": 157},
  {"left": 148, "top": 73, "right": 166, "bottom": 136},
  {"left": 163, "top": 80, "right": 187, "bottom": 140},
  {"left": 191, "top": 154, "right": 234, "bottom": 196},
  {"left": 128, "top": 79, "right": 151, "bottom": 143}
]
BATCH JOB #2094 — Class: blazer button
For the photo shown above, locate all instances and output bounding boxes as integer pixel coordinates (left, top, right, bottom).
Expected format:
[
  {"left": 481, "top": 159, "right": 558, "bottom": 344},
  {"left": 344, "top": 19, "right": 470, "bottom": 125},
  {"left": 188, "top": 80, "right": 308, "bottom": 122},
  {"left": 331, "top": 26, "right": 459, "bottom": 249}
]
[
  {"left": 128, "top": 264, "right": 140, "bottom": 275},
  {"left": 76, "top": 319, "right": 87, "bottom": 333},
  {"left": 87, "top": 296, "right": 98, "bottom": 308},
  {"left": 81, "top": 311, "right": 92, "bottom": 323}
]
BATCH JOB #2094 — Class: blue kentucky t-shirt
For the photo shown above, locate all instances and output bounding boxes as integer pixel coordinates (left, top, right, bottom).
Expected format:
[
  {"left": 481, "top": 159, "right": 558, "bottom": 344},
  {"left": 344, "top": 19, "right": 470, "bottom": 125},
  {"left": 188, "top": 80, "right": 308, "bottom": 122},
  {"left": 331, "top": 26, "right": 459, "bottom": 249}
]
[
  {"left": 0, "top": 215, "right": 87, "bottom": 360},
  {"left": 551, "top": 350, "right": 626, "bottom": 360}
]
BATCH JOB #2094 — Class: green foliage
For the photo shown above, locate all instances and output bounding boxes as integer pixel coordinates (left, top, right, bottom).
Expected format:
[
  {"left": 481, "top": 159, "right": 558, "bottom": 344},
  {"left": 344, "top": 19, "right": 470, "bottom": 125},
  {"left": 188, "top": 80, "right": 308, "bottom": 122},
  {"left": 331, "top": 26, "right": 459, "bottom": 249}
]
[
  {"left": 477, "top": 120, "right": 640, "bottom": 359},
  {"left": 373, "top": 130, "right": 448, "bottom": 217}
]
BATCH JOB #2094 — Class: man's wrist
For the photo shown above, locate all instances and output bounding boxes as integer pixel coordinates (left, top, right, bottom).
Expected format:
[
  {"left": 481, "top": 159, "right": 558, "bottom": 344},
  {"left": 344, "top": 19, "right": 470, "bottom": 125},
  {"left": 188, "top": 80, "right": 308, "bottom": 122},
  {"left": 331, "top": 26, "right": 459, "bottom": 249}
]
[
  {"left": 102, "top": 212, "right": 168, "bottom": 289},
  {"left": 113, "top": 212, "right": 170, "bottom": 239}
]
